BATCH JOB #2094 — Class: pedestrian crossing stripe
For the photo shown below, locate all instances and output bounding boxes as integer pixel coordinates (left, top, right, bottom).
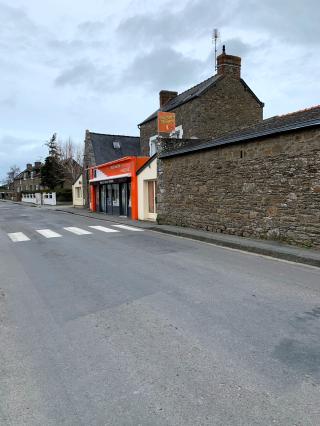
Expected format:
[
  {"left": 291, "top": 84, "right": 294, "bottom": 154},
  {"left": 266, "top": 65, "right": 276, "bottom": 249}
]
[
  {"left": 64, "top": 227, "right": 92, "bottom": 235},
  {"left": 7, "top": 224, "right": 143, "bottom": 242},
  {"left": 89, "top": 225, "right": 119, "bottom": 233},
  {"left": 36, "top": 229, "right": 62, "bottom": 238},
  {"left": 112, "top": 224, "right": 144, "bottom": 232},
  {"left": 8, "top": 232, "right": 30, "bottom": 242}
]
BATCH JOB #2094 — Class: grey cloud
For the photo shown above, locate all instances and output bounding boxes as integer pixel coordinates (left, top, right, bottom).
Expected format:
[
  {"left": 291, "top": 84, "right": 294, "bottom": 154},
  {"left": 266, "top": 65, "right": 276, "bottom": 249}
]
[
  {"left": 55, "top": 62, "right": 98, "bottom": 86},
  {"left": 54, "top": 61, "right": 115, "bottom": 92},
  {"left": 116, "top": 0, "right": 227, "bottom": 48},
  {"left": 0, "top": 95, "right": 16, "bottom": 108},
  {"left": 124, "top": 47, "right": 209, "bottom": 91},
  {"left": 222, "top": 38, "right": 253, "bottom": 57},
  {"left": 0, "top": 134, "right": 46, "bottom": 179},
  {"left": 234, "top": 0, "right": 320, "bottom": 45},
  {"left": 77, "top": 20, "right": 106, "bottom": 36}
]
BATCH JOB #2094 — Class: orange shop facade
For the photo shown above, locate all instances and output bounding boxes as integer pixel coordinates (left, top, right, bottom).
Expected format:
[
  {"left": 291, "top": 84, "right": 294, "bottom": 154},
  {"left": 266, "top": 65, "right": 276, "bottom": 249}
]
[{"left": 89, "top": 156, "right": 149, "bottom": 220}]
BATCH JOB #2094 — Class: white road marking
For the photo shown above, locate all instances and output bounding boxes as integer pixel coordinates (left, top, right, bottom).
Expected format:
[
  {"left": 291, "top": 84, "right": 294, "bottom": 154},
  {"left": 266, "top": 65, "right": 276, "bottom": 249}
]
[
  {"left": 64, "top": 227, "right": 92, "bottom": 235},
  {"left": 36, "top": 229, "right": 62, "bottom": 238},
  {"left": 8, "top": 232, "right": 30, "bottom": 242},
  {"left": 89, "top": 225, "right": 119, "bottom": 233},
  {"left": 112, "top": 225, "right": 144, "bottom": 232}
]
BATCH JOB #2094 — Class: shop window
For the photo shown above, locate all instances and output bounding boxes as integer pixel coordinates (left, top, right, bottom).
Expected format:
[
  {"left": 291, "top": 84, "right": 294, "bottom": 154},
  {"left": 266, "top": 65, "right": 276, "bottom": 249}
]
[
  {"left": 112, "top": 184, "right": 119, "bottom": 207},
  {"left": 148, "top": 180, "right": 156, "bottom": 214}
]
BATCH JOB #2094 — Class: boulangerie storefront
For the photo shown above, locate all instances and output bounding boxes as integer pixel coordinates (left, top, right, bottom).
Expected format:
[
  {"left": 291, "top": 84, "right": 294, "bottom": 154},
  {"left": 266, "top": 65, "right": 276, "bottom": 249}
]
[{"left": 89, "top": 156, "right": 149, "bottom": 220}]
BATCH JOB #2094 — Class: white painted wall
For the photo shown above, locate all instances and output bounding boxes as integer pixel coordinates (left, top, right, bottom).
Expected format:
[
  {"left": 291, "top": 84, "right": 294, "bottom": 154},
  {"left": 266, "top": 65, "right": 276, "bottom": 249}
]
[
  {"left": 72, "top": 175, "right": 85, "bottom": 207},
  {"left": 22, "top": 193, "right": 37, "bottom": 204},
  {"left": 22, "top": 193, "right": 56, "bottom": 205},
  {"left": 137, "top": 158, "right": 157, "bottom": 221},
  {"left": 42, "top": 193, "right": 56, "bottom": 205}
]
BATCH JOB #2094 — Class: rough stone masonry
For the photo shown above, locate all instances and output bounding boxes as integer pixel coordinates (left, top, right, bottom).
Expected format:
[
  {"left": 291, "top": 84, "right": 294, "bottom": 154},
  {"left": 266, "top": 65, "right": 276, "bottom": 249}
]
[{"left": 157, "top": 126, "right": 320, "bottom": 249}]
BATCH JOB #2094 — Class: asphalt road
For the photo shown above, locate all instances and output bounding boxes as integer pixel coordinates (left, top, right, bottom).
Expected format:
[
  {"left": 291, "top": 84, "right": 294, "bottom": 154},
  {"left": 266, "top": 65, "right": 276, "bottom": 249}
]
[{"left": 1, "top": 202, "right": 320, "bottom": 426}]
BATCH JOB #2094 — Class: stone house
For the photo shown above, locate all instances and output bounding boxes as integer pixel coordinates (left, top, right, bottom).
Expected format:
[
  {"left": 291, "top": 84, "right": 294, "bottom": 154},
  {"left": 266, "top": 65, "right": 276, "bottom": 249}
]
[
  {"left": 13, "top": 160, "right": 81, "bottom": 201},
  {"left": 13, "top": 162, "right": 44, "bottom": 197},
  {"left": 157, "top": 106, "right": 320, "bottom": 249},
  {"left": 83, "top": 131, "right": 141, "bottom": 207},
  {"left": 138, "top": 46, "right": 264, "bottom": 157}
]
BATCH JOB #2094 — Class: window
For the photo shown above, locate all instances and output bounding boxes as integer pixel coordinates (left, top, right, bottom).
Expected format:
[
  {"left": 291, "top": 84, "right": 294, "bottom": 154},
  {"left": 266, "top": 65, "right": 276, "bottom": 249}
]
[
  {"left": 170, "top": 125, "right": 183, "bottom": 139},
  {"left": 149, "top": 135, "right": 158, "bottom": 156},
  {"left": 113, "top": 141, "right": 121, "bottom": 149},
  {"left": 148, "top": 180, "right": 156, "bottom": 214},
  {"left": 30, "top": 171, "right": 34, "bottom": 179},
  {"left": 76, "top": 187, "right": 82, "bottom": 198}
]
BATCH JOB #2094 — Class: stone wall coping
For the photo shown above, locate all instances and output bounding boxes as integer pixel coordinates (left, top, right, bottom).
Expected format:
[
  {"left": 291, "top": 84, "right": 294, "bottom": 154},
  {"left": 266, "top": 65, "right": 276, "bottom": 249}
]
[{"left": 160, "top": 119, "right": 320, "bottom": 159}]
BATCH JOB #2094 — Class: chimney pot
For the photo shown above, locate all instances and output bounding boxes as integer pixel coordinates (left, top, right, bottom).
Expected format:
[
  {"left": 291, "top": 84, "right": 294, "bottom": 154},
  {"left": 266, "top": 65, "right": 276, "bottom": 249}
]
[
  {"left": 159, "top": 90, "right": 178, "bottom": 108},
  {"left": 217, "top": 47, "right": 241, "bottom": 79}
]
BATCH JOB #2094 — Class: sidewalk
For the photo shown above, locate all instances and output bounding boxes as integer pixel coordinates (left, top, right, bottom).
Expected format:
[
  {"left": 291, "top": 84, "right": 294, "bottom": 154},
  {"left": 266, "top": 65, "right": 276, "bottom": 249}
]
[{"left": 53, "top": 205, "right": 320, "bottom": 268}]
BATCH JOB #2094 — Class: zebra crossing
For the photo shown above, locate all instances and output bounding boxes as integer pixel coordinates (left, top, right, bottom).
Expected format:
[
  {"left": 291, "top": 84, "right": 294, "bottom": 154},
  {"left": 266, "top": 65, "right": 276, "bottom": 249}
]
[{"left": 6, "top": 224, "right": 143, "bottom": 242}]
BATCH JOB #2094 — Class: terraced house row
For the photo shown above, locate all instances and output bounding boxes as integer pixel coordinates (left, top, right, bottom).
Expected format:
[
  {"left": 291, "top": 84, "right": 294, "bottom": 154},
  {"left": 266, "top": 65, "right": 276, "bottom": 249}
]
[{"left": 76, "top": 46, "right": 320, "bottom": 249}]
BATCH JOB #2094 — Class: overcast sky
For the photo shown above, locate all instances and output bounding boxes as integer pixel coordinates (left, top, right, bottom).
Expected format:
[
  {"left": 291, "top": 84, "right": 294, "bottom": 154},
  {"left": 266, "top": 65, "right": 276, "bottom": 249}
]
[{"left": 0, "top": 0, "right": 319, "bottom": 178}]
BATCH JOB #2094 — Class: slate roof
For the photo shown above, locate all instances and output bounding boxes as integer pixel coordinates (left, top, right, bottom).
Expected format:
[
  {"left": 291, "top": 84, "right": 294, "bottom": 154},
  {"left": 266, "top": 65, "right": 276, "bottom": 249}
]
[
  {"left": 138, "top": 74, "right": 264, "bottom": 126},
  {"left": 89, "top": 133, "right": 141, "bottom": 165},
  {"left": 160, "top": 105, "right": 320, "bottom": 158}
]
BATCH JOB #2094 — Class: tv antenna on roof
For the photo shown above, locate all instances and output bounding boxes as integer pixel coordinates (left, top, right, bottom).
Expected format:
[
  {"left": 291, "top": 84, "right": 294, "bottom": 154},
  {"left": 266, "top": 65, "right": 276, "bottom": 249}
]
[{"left": 212, "top": 28, "right": 220, "bottom": 71}]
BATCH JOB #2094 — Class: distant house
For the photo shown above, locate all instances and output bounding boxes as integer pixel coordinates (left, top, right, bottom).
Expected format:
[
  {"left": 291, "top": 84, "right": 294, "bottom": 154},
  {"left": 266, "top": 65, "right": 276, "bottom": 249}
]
[
  {"left": 83, "top": 131, "right": 141, "bottom": 207},
  {"left": 138, "top": 46, "right": 264, "bottom": 157},
  {"left": 13, "top": 162, "right": 44, "bottom": 198}
]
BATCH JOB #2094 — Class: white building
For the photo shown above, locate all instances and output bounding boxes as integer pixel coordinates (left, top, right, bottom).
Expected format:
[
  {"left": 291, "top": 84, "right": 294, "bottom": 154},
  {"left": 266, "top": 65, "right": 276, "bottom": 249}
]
[
  {"left": 137, "top": 155, "right": 157, "bottom": 221},
  {"left": 72, "top": 174, "right": 85, "bottom": 207}
]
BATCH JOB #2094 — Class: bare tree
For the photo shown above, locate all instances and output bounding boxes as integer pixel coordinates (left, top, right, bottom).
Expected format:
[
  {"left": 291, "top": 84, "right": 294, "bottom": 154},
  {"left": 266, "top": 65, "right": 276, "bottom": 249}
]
[
  {"left": 58, "top": 137, "right": 83, "bottom": 183},
  {"left": 6, "top": 165, "right": 20, "bottom": 188}
]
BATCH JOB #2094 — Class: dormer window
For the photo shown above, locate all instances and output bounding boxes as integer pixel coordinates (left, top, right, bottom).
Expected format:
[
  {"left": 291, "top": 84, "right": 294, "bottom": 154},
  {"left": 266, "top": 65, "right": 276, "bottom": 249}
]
[
  {"left": 149, "top": 135, "right": 158, "bottom": 156},
  {"left": 113, "top": 141, "right": 121, "bottom": 149}
]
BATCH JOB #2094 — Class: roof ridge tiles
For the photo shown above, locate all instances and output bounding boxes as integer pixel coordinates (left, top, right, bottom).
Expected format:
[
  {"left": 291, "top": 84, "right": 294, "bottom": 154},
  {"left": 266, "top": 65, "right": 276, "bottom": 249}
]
[
  {"left": 167, "top": 74, "right": 219, "bottom": 102},
  {"left": 89, "top": 132, "right": 139, "bottom": 138},
  {"left": 276, "top": 104, "right": 320, "bottom": 118}
]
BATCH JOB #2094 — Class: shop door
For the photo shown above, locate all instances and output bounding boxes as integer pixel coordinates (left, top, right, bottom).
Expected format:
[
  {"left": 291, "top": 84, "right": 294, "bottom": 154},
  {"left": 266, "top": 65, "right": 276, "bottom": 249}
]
[
  {"left": 106, "top": 184, "right": 112, "bottom": 214},
  {"left": 112, "top": 184, "right": 120, "bottom": 215},
  {"left": 100, "top": 185, "right": 106, "bottom": 213},
  {"left": 120, "top": 183, "right": 128, "bottom": 216}
]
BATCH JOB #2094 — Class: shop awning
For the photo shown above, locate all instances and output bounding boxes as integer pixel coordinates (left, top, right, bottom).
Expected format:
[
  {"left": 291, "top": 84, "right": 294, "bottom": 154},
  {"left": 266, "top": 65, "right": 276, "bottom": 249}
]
[{"left": 89, "top": 172, "right": 131, "bottom": 183}]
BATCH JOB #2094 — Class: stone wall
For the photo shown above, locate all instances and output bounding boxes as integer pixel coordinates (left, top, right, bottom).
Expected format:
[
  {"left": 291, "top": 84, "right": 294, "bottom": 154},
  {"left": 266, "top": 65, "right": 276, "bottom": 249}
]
[
  {"left": 83, "top": 131, "right": 95, "bottom": 207},
  {"left": 139, "top": 75, "right": 263, "bottom": 156},
  {"left": 157, "top": 127, "right": 320, "bottom": 249}
]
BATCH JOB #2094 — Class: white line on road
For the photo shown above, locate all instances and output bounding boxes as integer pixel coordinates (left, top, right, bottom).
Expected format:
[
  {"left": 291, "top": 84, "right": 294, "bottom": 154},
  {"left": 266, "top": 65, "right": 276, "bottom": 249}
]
[
  {"left": 64, "top": 227, "right": 92, "bottom": 235},
  {"left": 8, "top": 232, "right": 30, "bottom": 242},
  {"left": 89, "top": 225, "right": 119, "bottom": 233},
  {"left": 112, "top": 225, "right": 144, "bottom": 232},
  {"left": 36, "top": 229, "right": 62, "bottom": 238}
]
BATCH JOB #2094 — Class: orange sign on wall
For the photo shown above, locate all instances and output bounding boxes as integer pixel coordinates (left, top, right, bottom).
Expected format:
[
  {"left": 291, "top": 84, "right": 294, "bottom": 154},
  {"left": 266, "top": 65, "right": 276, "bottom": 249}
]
[{"left": 158, "top": 112, "right": 176, "bottom": 133}]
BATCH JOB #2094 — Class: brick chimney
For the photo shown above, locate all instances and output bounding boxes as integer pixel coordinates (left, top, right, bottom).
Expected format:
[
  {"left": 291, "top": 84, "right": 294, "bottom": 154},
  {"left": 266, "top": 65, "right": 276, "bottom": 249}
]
[
  {"left": 159, "top": 90, "right": 178, "bottom": 108},
  {"left": 26, "top": 163, "right": 33, "bottom": 170},
  {"left": 34, "top": 162, "right": 41, "bottom": 168},
  {"left": 217, "top": 45, "right": 241, "bottom": 79}
]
